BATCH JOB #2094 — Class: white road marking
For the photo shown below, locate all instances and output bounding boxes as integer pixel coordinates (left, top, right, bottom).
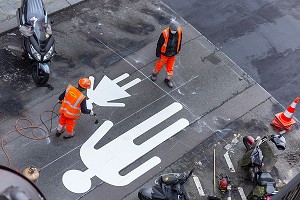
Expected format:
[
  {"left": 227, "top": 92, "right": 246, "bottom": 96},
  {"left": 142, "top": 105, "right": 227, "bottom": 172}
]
[
  {"left": 193, "top": 175, "right": 205, "bottom": 196},
  {"left": 238, "top": 187, "right": 247, "bottom": 200},
  {"left": 62, "top": 102, "right": 189, "bottom": 193},
  {"left": 224, "top": 151, "right": 235, "bottom": 172},
  {"left": 86, "top": 74, "right": 141, "bottom": 108},
  {"left": 7, "top": 45, "right": 22, "bottom": 51}
]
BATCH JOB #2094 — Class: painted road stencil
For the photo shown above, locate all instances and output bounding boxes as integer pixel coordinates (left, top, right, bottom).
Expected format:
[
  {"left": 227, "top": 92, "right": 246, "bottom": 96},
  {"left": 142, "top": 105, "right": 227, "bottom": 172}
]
[
  {"left": 86, "top": 73, "right": 141, "bottom": 108},
  {"left": 62, "top": 102, "right": 189, "bottom": 193}
]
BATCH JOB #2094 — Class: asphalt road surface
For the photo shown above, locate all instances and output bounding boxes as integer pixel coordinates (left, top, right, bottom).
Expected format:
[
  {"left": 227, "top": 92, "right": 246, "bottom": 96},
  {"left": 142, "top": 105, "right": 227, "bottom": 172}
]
[
  {"left": 163, "top": 0, "right": 300, "bottom": 119},
  {"left": 1, "top": 0, "right": 300, "bottom": 200}
]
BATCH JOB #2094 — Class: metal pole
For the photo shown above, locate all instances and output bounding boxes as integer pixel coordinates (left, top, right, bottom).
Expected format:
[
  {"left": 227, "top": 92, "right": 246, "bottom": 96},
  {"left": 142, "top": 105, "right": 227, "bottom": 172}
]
[{"left": 214, "top": 148, "right": 216, "bottom": 194}]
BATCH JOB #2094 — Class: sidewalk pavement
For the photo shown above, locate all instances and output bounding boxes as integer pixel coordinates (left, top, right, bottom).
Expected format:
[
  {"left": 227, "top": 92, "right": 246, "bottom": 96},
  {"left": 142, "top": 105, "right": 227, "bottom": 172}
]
[
  {"left": 1, "top": 0, "right": 300, "bottom": 199},
  {"left": 0, "top": 0, "right": 83, "bottom": 34}
]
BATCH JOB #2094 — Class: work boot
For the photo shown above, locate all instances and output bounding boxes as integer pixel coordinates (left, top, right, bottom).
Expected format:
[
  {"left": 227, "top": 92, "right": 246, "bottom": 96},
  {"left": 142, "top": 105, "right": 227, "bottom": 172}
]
[
  {"left": 56, "top": 130, "right": 64, "bottom": 137},
  {"left": 151, "top": 73, "right": 157, "bottom": 81},
  {"left": 63, "top": 133, "right": 75, "bottom": 139},
  {"left": 164, "top": 78, "right": 173, "bottom": 88}
]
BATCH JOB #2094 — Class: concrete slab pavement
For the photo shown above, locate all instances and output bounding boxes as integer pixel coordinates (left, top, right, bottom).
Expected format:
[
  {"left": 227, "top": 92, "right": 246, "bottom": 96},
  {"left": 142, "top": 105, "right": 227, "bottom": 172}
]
[
  {"left": 0, "top": 0, "right": 83, "bottom": 34},
  {"left": 0, "top": 0, "right": 300, "bottom": 199}
]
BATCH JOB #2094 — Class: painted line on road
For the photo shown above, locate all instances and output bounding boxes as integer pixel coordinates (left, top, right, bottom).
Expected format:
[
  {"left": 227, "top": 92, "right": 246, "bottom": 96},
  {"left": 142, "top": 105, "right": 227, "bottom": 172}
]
[
  {"left": 238, "top": 187, "right": 247, "bottom": 200},
  {"left": 7, "top": 45, "right": 22, "bottom": 51},
  {"left": 89, "top": 34, "right": 197, "bottom": 117},
  {"left": 224, "top": 151, "right": 235, "bottom": 172},
  {"left": 192, "top": 175, "right": 205, "bottom": 196}
]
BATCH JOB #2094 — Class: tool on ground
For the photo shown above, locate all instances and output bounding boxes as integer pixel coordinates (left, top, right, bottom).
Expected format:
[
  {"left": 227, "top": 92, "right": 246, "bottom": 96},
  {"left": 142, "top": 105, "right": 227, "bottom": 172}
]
[
  {"left": 208, "top": 175, "right": 232, "bottom": 200},
  {"left": 271, "top": 97, "right": 299, "bottom": 132},
  {"left": 22, "top": 165, "right": 40, "bottom": 184},
  {"left": 1, "top": 102, "right": 60, "bottom": 169},
  {"left": 214, "top": 148, "right": 216, "bottom": 194},
  {"left": 208, "top": 148, "right": 222, "bottom": 200},
  {"left": 219, "top": 175, "right": 232, "bottom": 200},
  {"left": 94, "top": 114, "right": 99, "bottom": 124}
]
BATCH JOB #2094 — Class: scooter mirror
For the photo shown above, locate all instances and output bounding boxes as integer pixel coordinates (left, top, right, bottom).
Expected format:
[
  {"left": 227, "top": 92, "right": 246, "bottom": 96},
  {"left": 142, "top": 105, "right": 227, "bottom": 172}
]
[{"left": 271, "top": 135, "right": 286, "bottom": 150}]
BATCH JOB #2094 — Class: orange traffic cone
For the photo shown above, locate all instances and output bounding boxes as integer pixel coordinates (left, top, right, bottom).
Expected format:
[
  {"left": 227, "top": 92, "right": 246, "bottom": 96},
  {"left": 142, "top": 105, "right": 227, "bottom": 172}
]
[{"left": 271, "top": 97, "right": 299, "bottom": 132}]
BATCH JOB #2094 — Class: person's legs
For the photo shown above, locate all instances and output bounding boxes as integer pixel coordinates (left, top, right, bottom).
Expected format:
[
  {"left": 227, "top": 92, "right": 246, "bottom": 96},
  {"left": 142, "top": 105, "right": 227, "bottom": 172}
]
[
  {"left": 63, "top": 118, "right": 77, "bottom": 139},
  {"left": 165, "top": 56, "right": 176, "bottom": 79},
  {"left": 164, "top": 56, "right": 176, "bottom": 88},
  {"left": 151, "top": 55, "right": 168, "bottom": 81},
  {"left": 56, "top": 113, "right": 66, "bottom": 137}
]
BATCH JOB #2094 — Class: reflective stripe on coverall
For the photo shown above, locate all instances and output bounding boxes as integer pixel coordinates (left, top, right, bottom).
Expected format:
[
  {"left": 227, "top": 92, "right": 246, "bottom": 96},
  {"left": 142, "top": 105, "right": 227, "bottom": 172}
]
[
  {"left": 58, "top": 85, "right": 85, "bottom": 136},
  {"left": 154, "top": 27, "right": 182, "bottom": 79}
]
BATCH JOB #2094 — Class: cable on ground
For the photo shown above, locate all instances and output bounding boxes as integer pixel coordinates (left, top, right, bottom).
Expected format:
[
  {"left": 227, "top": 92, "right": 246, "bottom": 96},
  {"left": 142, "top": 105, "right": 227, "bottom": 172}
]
[{"left": 1, "top": 102, "right": 60, "bottom": 169}]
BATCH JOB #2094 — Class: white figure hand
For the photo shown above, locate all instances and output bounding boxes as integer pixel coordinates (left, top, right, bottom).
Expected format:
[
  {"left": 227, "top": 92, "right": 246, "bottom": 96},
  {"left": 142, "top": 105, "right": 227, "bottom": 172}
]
[{"left": 86, "top": 74, "right": 141, "bottom": 109}]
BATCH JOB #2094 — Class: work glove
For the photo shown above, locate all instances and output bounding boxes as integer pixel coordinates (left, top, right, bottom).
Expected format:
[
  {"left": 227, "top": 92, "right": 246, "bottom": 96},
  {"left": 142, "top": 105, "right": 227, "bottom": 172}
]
[
  {"left": 90, "top": 110, "right": 96, "bottom": 116},
  {"left": 58, "top": 100, "right": 62, "bottom": 104}
]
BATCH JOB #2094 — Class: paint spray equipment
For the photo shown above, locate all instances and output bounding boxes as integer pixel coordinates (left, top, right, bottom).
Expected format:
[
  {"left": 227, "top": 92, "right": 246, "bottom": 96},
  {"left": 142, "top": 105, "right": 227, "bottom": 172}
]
[
  {"left": 219, "top": 174, "right": 232, "bottom": 200},
  {"left": 22, "top": 165, "right": 40, "bottom": 184}
]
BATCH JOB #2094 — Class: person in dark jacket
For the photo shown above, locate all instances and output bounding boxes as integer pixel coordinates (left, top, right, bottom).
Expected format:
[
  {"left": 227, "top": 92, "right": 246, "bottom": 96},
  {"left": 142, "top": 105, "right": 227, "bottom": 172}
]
[{"left": 151, "top": 20, "right": 182, "bottom": 88}]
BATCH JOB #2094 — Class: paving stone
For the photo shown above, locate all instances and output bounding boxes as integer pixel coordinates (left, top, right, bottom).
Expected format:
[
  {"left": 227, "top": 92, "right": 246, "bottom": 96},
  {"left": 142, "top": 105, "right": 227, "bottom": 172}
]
[
  {"left": 0, "top": 17, "right": 17, "bottom": 33},
  {"left": 44, "top": 0, "right": 70, "bottom": 14},
  {"left": 66, "top": 0, "right": 82, "bottom": 5},
  {"left": 0, "top": 0, "right": 18, "bottom": 17}
]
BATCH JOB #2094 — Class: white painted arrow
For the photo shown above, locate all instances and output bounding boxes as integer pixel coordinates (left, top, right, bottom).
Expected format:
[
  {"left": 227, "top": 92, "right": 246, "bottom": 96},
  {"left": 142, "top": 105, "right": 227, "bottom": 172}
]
[{"left": 86, "top": 73, "right": 141, "bottom": 108}]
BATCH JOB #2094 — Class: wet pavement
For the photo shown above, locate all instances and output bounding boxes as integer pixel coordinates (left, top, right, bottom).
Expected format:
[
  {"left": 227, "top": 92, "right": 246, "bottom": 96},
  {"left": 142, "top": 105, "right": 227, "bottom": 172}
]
[
  {"left": 163, "top": 0, "right": 300, "bottom": 120},
  {"left": 0, "top": 0, "right": 300, "bottom": 200}
]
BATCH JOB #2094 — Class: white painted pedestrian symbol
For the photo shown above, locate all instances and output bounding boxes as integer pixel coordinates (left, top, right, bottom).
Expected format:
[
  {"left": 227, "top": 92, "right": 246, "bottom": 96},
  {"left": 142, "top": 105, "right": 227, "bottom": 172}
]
[
  {"left": 86, "top": 73, "right": 141, "bottom": 109},
  {"left": 62, "top": 102, "right": 189, "bottom": 193}
]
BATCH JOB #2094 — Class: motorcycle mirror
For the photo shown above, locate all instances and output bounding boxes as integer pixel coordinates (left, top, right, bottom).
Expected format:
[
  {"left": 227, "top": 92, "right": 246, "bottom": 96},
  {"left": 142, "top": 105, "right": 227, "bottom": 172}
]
[{"left": 271, "top": 135, "right": 286, "bottom": 150}]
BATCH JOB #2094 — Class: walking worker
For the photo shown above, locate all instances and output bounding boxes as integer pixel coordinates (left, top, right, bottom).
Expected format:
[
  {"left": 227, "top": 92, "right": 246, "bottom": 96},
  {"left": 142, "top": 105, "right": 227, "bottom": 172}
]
[
  {"left": 56, "top": 78, "right": 95, "bottom": 139},
  {"left": 151, "top": 20, "right": 182, "bottom": 88}
]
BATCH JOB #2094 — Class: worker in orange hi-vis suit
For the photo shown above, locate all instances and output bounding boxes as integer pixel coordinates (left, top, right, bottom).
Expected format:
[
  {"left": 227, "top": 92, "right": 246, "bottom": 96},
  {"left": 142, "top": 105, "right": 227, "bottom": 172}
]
[
  {"left": 56, "top": 78, "right": 95, "bottom": 139},
  {"left": 151, "top": 20, "right": 182, "bottom": 88}
]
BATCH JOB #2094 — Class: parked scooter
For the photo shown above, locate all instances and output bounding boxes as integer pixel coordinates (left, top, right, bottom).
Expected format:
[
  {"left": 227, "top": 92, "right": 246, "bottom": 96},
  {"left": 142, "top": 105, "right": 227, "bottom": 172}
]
[
  {"left": 240, "top": 133, "right": 286, "bottom": 199},
  {"left": 138, "top": 169, "right": 193, "bottom": 200},
  {"left": 16, "top": 0, "right": 55, "bottom": 87}
]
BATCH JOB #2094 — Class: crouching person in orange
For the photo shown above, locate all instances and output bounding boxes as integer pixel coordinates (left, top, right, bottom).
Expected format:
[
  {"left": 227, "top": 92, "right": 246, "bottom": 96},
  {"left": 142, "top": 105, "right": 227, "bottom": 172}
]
[
  {"left": 151, "top": 20, "right": 182, "bottom": 88},
  {"left": 56, "top": 78, "right": 95, "bottom": 139}
]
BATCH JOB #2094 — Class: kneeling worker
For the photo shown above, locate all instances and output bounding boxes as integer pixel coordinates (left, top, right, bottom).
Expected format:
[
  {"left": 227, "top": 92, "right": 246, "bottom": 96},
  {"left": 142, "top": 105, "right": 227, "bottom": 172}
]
[{"left": 56, "top": 78, "right": 95, "bottom": 139}]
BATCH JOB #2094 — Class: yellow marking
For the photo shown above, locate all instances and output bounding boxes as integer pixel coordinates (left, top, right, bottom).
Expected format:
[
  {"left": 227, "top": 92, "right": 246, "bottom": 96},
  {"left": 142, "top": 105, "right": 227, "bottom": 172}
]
[{"left": 70, "top": 91, "right": 77, "bottom": 98}]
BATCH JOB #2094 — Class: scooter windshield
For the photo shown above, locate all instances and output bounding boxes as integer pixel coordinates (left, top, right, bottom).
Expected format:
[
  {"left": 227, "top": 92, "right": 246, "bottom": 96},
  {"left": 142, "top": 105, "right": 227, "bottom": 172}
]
[{"left": 31, "top": 17, "right": 47, "bottom": 42}]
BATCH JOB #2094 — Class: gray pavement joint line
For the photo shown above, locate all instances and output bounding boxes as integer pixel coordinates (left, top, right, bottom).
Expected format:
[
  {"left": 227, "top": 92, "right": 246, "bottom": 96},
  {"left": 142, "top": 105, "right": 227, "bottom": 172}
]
[
  {"left": 39, "top": 74, "right": 200, "bottom": 171},
  {"left": 64, "top": 0, "right": 72, "bottom": 6},
  {"left": 200, "top": 83, "right": 255, "bottom": 117},
  {"left": 39, "top": 144, "right": 81, "bottom": 171},
  {"left": 114, "top": 74, "right": 200, "bottom": 126},
  {"left": 183, "top": 19, "right": 245, "bottom": 81},
  {"left": 89, "top": 33, "right": 196, "bottom": 116},
  {"left": 47, "top": 160, "right": 81, "bottom": 181},
  {"left": 217, "top": 97, "right": 273, "bottom": 136},
  {"left": 216, "top": 46, "right": 293, "bottom": 113},
  {"left": 76, "top": 183, "right": 105, "bottom": 200}
]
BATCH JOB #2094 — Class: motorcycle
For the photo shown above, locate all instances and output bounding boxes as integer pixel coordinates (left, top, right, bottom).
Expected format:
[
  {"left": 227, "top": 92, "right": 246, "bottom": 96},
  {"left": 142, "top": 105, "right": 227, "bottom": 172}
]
[
  {"left": 138, "top": 169, "right": 194, "bottom": 200},
  {"left": 240, "top": 133, "right": 286, "bottom": 200},
  {"left": 16, "top": 0, "right": 55, "bottom": 87}
]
